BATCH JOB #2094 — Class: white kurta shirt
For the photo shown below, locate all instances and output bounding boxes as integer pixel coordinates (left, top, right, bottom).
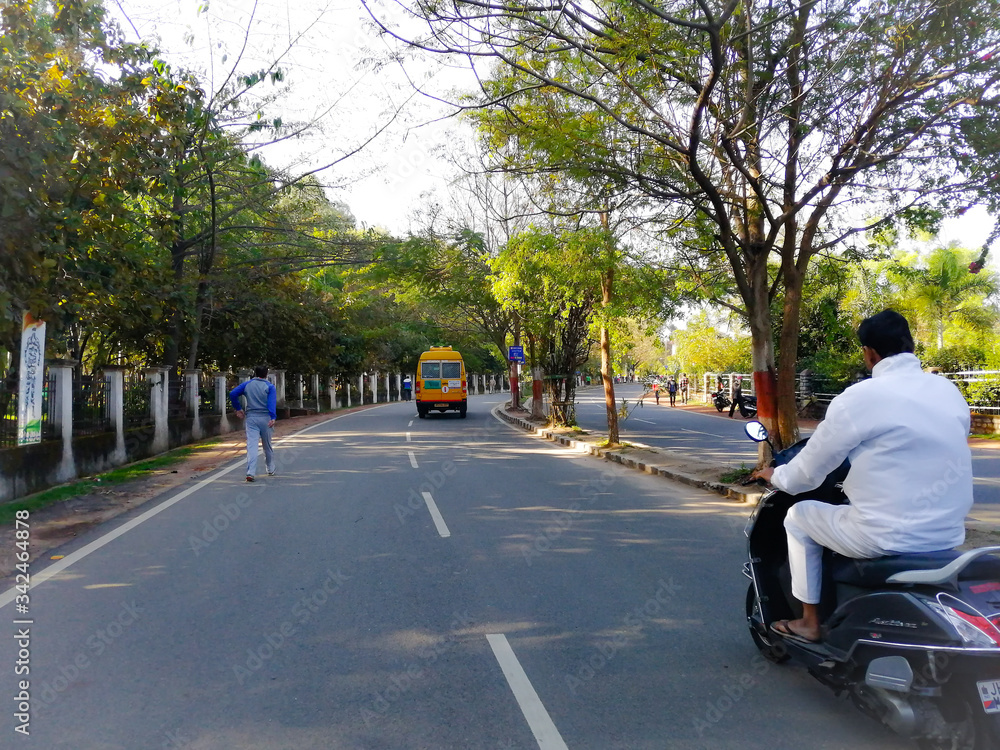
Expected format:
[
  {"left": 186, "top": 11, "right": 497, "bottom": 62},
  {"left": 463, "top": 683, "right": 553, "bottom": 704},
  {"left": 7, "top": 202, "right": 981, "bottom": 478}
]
[{"left": 772, "top": 353, "right": 973, "bottom": 552}]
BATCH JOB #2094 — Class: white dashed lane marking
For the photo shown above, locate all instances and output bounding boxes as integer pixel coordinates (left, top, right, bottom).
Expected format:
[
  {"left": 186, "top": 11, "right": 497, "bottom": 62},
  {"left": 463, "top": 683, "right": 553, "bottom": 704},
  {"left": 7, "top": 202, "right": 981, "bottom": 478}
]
[
  {"left": 421, "top": 492, "right": 451, "bottom": 538},
  {"left": 487, "top": 634, "right": 568, "bottom": 750}
]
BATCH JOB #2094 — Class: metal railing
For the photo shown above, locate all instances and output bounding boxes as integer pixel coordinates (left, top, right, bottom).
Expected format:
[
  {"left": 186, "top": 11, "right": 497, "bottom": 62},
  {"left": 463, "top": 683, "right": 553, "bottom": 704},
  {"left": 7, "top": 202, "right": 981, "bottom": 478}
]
[
  {"left": 124, "top": 374, "right": 153, "bottom": 429},
  {"left": 0, "top": 374, "right": 59, "bottom": 447},
  {"left": 72, "top": 376, "right": 112, "bottom": 436}
]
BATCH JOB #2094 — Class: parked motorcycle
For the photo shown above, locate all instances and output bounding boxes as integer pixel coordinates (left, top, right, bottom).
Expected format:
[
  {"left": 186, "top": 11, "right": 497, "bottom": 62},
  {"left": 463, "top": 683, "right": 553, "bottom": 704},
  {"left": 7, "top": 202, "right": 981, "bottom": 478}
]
[
  {"left": 742, "top": 420, "right": 1000, "bottom": 749},
  {"left": 713, "top": 388, "right": 757, "bottom": 418},
  {"left": 712, "top": 389, "right": 731, "bottom": 412}
]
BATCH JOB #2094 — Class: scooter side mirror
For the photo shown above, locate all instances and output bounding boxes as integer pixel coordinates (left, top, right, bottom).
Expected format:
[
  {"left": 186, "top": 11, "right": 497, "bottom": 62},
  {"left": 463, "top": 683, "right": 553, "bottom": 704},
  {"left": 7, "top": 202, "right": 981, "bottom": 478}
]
[{"left": 745, "top": 420, "right": 769, "bottom": 442}]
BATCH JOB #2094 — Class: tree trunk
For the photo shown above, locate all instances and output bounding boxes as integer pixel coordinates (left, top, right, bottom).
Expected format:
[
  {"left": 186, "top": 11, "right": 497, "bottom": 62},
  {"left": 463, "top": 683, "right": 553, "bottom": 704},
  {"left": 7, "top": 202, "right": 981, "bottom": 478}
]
[
  {"left": 600, "top": 287, "right": 618, "bottom": 444},
  {"left": 509, "top": 311, "right": 521, "bottom": 410},
  {"left": 746, "top": 253, "right": 779, "bottom": 462},
  {"left": 601, "top": 322, "right": 618, "bottom": 444},
  {"left": 599, "top": 212, "right": 619, "bottom": 445},
  {"left": 528, "top": 333, "right": 543, "bottom": 420},
  {"left": 776, "top": 265, "right": 806, "bottom": 449},
  {"left": 186, "top": 279, "right": 208, "bottom": 368}
]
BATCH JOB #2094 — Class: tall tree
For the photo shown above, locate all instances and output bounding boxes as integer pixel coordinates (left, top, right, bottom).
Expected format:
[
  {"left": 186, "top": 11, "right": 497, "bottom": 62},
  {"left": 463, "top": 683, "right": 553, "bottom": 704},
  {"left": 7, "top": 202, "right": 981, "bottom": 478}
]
[{"left": 367, "top": 0, "right": 1000, "bottom": 449}]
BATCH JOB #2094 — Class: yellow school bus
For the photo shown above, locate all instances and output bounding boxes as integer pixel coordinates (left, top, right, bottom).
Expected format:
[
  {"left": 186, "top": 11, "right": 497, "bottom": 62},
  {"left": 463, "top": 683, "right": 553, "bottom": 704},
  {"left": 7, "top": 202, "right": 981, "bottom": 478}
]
[{"left": 415, "top": 346, "right": 467, "bottom": 418}]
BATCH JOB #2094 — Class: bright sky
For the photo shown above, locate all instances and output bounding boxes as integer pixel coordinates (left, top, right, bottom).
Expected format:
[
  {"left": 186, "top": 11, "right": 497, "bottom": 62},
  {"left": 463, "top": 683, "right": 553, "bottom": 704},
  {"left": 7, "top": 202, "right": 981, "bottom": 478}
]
[
  {"left": 109, "top": 0, "right": 478, "bottom": 234},
  {"left": 108, "top": 0, "right": 996, "bottom": 255}
]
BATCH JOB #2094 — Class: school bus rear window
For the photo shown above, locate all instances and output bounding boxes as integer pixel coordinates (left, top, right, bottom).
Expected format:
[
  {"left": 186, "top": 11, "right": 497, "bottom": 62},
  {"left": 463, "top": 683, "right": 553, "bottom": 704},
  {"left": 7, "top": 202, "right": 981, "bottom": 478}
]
[
  {"left": 442, "top": 362, "right": 462, "bottom": 379},
  {"left": 421, "top": 362, "right": 440, "bottom": 378}
]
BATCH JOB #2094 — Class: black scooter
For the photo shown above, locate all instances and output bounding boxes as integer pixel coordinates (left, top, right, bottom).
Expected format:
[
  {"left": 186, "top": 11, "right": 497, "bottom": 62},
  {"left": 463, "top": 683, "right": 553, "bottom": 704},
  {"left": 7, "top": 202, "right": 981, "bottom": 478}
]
[
  {"left": 713, "top": 388, "right": 757, "bottom": 417},
  {"left": 712, "top": 388, "right": 731, "bottom": 412},
  {"left": 742, "top": 420, "right": 1000, "bottom": 749}
]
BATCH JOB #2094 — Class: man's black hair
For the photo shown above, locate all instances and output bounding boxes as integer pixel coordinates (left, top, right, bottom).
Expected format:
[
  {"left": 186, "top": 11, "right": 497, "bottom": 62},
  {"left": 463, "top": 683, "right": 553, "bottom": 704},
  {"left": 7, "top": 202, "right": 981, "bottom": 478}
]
[
  {"left": 254, "top": 365, "right": 268, "bottom": 378},
  {"left": 857, "top": 310, "right": 915, "bottom": 358}
]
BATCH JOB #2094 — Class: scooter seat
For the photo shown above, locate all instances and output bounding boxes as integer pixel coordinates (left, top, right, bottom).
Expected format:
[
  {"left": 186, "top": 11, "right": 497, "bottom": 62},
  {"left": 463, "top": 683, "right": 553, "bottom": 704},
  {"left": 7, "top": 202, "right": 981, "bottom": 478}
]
[{"left": 830, "top": 550, "right": 967, "bottom": 588}]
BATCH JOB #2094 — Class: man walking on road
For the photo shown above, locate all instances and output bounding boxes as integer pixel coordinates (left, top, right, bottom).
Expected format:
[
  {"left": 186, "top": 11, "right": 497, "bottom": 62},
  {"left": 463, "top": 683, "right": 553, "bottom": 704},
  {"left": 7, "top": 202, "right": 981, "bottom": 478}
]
[
  {"left": 229, "top": 365, "right": 277, "bottom": 482},
  {"left": 680, "top": 373, "right": 689, "bottom": 404}
]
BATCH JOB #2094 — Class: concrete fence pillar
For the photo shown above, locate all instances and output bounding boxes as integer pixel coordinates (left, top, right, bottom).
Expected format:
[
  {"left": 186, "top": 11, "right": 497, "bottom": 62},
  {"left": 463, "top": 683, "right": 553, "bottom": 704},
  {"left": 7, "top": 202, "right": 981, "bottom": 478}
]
[
  {"left": 370, "top": 372, "right": 378, "bottom": 404},
  {"left": 185, "top": 369, "right": 202, "bottom": 440},
  {"left": 273, "top": 370, "right": 286, "bottom": 408},
  {"left": 798, "top": 369, "right": 813, "bottom": 411},
  {"left": 328, "top": 377, "right": 336, "bottom": 411},
  {"left": 359, "top": 375, "right": 365, "bottom": 405},
  {"left": 312, "top": 374, "right": 321, "bottom": 411},
  {"left": 46, "top": 360, "right": 76, "bottom": 482},
  {"left": 104, "top": 366, "right": 126, "bottom": 463},
  {"left": 215, "top": 376, "right": 232, "bottom": 432},
  {"left": 146, "top": 365, "right": 170, "bottom": 455}
]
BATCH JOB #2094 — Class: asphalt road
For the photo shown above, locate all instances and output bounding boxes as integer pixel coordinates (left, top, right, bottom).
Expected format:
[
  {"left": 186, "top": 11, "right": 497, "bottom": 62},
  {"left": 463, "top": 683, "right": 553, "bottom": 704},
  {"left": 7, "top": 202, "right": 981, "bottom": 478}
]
[
  {"left": 575, "top": 383, "right": 1000, "bottom": 514},
  {"left": 572, "top": 384, "right": 766, "bottom": 468},
  {"left": 0, "top": 394, "right": 912, "bottom": 749}
]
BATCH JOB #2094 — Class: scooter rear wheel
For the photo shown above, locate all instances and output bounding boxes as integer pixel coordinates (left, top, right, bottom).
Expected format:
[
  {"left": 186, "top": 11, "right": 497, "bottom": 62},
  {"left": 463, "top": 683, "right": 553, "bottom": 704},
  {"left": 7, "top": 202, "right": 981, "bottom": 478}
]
[
  {"left": 745, "top": 584, "right": 790, "bottom": 664},
  {"left": 916, "top": 684, "right": 1000, "bottom": 750}
]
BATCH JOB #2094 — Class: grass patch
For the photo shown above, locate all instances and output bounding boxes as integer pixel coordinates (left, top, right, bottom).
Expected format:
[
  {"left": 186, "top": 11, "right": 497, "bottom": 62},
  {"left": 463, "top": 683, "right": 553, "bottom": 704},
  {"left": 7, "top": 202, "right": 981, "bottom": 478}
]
[
  {"left": 0, "top": 438, "right": 224, "bottom": 526},
  {"left": 720, "top": 463, "right": 753, "bottom": 484},
  {"left": 971, "top": 433, "right": 1000, "bottom": 440}
]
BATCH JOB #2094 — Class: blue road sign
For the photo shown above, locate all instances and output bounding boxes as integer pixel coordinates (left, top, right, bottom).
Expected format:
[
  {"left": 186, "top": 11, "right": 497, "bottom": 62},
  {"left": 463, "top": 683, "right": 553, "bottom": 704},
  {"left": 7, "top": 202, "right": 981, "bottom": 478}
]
[{"left": 508, "top": 346, "right": 525, "bottom": 363}]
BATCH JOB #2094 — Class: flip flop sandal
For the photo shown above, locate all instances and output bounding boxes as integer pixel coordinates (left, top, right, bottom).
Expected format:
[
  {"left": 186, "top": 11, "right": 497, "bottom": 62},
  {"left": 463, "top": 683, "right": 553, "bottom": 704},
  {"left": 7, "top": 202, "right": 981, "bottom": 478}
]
[{"left": 770, "top": 619, "right": 821, "bottom": 644}]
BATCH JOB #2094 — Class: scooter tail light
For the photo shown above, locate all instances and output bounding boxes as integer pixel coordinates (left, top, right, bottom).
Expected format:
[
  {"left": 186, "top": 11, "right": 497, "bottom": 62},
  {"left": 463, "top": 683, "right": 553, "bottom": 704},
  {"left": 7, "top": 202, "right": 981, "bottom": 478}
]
[
  {"left": 930, "top": 601, "right": 1000, "bottom": 647},
  {"left": 951, "top": 609, "right": 1000, "bottom": 647}
]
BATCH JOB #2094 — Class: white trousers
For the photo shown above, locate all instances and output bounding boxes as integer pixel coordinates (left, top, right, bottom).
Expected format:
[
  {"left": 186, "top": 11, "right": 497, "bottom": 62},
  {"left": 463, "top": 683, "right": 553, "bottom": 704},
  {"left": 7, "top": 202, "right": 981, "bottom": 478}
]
[{"left": 784, "top": 501, "right": 891, "bottom": 604}]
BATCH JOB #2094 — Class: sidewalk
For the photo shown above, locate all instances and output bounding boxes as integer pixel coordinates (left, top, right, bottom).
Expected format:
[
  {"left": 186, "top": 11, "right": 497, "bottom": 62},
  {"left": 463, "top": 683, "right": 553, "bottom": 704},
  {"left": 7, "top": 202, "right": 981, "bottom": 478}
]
[{"left": 497, "top": 397, "right": 1000, "bottom": 550}]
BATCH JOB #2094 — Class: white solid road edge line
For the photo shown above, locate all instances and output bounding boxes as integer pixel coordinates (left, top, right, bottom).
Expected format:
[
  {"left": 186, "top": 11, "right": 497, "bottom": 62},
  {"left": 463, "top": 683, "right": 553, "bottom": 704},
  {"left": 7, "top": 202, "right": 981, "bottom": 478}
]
[
  {"left": 420, "top": 491, "right": 451, "bottom": 538},
  {"left": 486, "top": 634, "right": 569, "bottom": 750},
  {"left": 0, "top": 408, "right": 371, "bottom": 610},
  {"left": 408, "top": 451, "right": 419, "bottom": 469}
]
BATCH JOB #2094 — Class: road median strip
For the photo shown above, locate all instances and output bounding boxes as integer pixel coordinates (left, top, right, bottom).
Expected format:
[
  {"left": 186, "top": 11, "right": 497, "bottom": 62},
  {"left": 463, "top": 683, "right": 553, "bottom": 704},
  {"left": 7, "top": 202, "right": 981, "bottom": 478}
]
[{"left": 493, "top": 405, "right": 761, "bottom": 503}]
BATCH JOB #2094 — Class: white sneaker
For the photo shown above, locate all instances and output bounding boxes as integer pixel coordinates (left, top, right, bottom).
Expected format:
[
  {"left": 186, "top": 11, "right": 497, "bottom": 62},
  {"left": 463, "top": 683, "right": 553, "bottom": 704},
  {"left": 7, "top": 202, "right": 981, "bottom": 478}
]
[{"left": 267, "top": 469, "right": 275, "bottom": 476}]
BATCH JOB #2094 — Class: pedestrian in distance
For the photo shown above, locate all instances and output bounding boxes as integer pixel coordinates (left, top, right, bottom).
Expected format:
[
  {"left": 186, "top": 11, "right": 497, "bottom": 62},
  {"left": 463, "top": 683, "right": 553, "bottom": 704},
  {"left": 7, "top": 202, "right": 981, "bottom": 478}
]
[
  {"left": 729, "top": 376, "right": 745, "bottom": 418},
  {"left": 402, "top": 375, "right": 412, "bottom": 401},
  {"left": 667, "top": 377, "right": 678, "bottom": 406},
  {"left": 653, "top": 381, "right": 660, "bottom": 405},
  {"left": 229, "top": 365, "right": 277, "bottom": 482},
  {"left": 680, "top": 373, "right": 689, "bottom": 404}
]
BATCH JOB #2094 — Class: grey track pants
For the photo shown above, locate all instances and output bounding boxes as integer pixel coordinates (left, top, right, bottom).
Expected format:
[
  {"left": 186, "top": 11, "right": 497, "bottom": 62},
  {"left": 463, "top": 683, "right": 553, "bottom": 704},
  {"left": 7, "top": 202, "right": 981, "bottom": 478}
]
[{"left": 245, "top": 412, "right": 274, "bottom": 476}]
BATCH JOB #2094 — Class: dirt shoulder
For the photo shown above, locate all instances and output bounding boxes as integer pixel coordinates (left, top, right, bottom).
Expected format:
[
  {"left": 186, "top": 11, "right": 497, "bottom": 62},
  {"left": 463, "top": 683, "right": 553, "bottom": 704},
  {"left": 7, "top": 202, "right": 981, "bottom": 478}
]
[{"left": 0, "top": 406, "right": 376, "bottom": 581}]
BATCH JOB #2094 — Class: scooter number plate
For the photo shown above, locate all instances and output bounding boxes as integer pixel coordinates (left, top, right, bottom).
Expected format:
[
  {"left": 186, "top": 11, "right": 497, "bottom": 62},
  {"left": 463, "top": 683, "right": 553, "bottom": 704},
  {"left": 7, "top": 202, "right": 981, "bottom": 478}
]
[{"left": 977, "top": 679, "right": 1000, "bottom": 714}]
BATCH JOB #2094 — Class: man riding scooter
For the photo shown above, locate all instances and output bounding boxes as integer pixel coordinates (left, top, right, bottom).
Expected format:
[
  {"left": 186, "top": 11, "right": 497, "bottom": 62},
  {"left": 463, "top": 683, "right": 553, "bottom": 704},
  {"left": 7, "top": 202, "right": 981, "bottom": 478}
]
[{"left": 751, "top": 310, "right": 973, "bottom": 643}]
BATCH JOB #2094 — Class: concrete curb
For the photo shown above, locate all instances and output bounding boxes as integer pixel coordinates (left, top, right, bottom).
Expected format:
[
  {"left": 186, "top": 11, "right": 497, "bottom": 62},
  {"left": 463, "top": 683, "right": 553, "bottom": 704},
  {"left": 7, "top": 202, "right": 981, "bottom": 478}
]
[
  {"left": 493, "top": 405, "right": 762, "bottom": 504},
  {"left": 494, "top": 404, "right": 1000, "bottom": 539}
]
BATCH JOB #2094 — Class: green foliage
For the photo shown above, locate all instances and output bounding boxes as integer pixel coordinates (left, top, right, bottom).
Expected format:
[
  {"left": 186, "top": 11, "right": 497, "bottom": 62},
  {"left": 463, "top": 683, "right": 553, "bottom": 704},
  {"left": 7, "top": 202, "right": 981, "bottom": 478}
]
[
  {"left": 672, "top": 312, "right": 752, "bottom": 376},
  {"left": 921, "top": 345, "right": 987, "bottom": 373}
]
